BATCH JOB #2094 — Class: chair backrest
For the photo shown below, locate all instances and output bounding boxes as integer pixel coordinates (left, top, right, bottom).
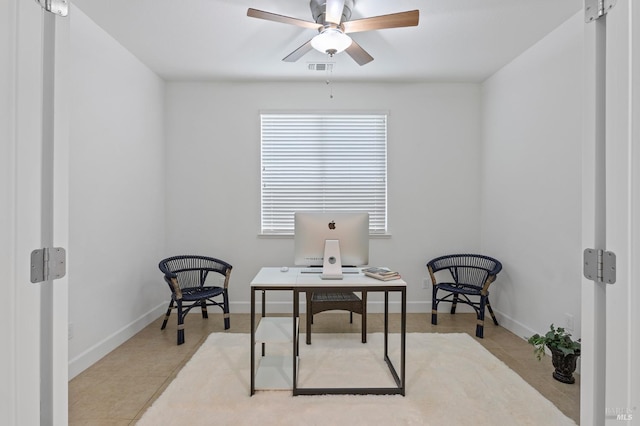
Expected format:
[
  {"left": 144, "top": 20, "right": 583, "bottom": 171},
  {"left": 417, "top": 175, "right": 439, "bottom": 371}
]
[
  {"left": 427, "top": 254, "right": 502, "bottom": 288},
  {"left": 159, "top": 255, "right": 232, "bottom": 292}
]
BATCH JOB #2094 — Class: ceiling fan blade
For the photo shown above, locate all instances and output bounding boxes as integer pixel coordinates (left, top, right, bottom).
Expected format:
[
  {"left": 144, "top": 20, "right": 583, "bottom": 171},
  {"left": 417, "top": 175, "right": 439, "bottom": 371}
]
[
  {"left": 247, "top": 8, "right": 322, "bottom": 30},
  {"left": 345, "top": 40, "right": 374, "bottom": 66},
  {"left": 325, "top": 0, "right": 346, "bottom": 25},
  {"left": 282, "top": 40, "right": 314, "bottom": 62},
  {"left": 343, "top": 10, "right": 419, "bottom": 34}
]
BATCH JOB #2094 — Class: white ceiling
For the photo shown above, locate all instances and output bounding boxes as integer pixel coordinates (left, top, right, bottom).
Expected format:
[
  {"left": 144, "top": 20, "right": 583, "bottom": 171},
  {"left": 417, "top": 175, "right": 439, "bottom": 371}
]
[{"left": 72, "top": 0, "right": 582, "bottom": 82}]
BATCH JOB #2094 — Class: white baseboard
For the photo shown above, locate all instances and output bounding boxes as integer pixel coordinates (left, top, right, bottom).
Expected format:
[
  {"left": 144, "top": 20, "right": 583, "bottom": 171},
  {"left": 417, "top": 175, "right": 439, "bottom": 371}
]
[
  {"left": 495, "top": 309, "right": 581, "bottom": 373},
  {"left": 492, "top": 309, "right": 536, "bottom": 342},
  {"left": 68, "top": 303, "right": 166, "bottom": 380}
]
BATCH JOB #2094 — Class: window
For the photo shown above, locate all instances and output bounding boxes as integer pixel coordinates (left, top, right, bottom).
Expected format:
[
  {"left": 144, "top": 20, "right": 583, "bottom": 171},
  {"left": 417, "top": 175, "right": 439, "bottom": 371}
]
[{"left": 260, "top": 112, "right": 387, "bottom": 235}]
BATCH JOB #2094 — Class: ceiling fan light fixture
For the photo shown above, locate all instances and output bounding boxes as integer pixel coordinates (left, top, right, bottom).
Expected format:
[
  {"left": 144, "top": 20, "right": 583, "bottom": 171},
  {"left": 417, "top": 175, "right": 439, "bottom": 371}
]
[{"left": 311, "top": 28, "right": 352, "bottom": 56}]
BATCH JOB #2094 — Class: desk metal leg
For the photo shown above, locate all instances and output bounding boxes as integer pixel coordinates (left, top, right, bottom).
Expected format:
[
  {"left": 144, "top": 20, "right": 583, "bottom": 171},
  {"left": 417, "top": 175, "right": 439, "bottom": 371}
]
[
  {"left": 384, "top": 291, "right": 389, "bottom": 358},
  {"left": 401, "top": 287, "right": 406, "bottom": 395},
  {"left": 250, "top": 288, "right": 255, "bottom": 396},
  {"left": 261, "top": 290, "right": 266, "bottom": 356},
  {"left": 293, "top": 289, "right": 299, "bottom": 394},
  {"left": 362, "top": 291, "right": 368, "bottom": 343},
  {"left": 381, "top": 289, "right": 405, "bottom": 395}
]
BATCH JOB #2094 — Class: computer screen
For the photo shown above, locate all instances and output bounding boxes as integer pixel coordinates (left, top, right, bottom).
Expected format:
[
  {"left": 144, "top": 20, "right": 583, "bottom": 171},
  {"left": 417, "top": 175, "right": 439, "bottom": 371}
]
[{"left": 294, "top": 211, "right": 369, "bottom": 269}]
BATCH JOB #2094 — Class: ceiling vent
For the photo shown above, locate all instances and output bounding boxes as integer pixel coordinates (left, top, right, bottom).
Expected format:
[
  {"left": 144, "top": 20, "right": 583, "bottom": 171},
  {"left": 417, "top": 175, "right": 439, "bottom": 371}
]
[{"left": 308, "top": 63, "right": 334, "bottom": 71}]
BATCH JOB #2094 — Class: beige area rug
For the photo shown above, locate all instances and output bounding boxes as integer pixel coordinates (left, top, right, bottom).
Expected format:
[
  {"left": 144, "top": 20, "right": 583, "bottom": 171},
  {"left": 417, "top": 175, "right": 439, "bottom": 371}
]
[{"left": 138, "top": 333, "right": 576, "bottom": 426}]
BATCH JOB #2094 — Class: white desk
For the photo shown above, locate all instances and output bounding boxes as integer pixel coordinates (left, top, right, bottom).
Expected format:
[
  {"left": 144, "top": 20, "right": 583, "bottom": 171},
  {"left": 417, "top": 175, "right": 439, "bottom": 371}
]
[{"left": 250, "top": 267, "right": 407, "bottom": 396}]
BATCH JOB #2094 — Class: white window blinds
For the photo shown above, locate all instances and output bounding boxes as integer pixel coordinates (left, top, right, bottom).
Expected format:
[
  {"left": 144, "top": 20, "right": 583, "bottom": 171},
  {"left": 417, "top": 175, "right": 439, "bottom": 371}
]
[{"left": 261, "top": 113, "right": 387, "bottom": 235}]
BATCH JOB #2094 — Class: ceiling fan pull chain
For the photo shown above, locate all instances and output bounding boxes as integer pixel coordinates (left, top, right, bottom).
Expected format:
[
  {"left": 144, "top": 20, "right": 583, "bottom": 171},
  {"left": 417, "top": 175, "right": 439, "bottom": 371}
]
[{"left": 326, "top": 65, "right": 334, "bottom": 99}]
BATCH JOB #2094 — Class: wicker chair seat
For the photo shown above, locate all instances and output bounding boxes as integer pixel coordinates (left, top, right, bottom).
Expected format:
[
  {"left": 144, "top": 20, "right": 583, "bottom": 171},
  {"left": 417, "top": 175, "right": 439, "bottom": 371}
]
[
  {"left": 178, "top": 286, "right": 225, "bottom": 301},
  {"left": 311, "top": 292, "right": 361, "bottom": 302},
  {"left": 436, "top": 283, "right": 483, "bottom": 296}
]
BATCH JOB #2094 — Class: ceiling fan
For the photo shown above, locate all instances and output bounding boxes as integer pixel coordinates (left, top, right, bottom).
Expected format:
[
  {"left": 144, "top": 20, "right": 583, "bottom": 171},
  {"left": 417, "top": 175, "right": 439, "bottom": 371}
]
[{"left": 247, "top": 0, "right": 419, "bottom": 66}]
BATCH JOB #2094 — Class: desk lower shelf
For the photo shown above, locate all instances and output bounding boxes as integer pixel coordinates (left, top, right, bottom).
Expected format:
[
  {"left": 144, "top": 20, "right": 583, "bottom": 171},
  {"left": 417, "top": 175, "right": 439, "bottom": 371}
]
[
  {"left": 254, "top": 317, "right": 299, "bottom": 390},
  {"left": 255, "top": 317, "right": 297, "bottom": 343},
  {"left": 254, "top": 354, "right": 298, "bottom": 390}
]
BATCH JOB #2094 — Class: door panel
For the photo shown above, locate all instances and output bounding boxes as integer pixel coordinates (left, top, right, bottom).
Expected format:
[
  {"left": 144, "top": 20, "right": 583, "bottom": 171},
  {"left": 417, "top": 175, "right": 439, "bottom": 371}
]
[
  {"left": 1, "top": 1, "right": 69, "bottom": 424},
  {"left": 582, "top": 0, "right": 640, "bottom": 423}
]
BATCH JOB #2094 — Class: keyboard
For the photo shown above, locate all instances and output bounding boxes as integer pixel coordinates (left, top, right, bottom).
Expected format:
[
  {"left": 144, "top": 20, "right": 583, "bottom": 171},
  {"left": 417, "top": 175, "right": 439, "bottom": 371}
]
[{"left": 300, "top": 267, "right": 361, "bottom": 274}]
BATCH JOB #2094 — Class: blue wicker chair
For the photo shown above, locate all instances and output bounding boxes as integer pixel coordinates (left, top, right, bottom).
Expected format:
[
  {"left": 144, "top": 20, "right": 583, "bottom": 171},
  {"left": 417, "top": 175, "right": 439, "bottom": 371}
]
[
  {"left": 159, "top": 255, "right": 232, "bottom": 345},
  {"left": 427, "top": 254, "right": 502, "bottom": 338}
]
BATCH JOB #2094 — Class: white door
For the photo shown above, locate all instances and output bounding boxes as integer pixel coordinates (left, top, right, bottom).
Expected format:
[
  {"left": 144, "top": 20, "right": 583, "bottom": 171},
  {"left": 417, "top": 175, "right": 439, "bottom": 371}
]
[
  {"left": 582, "top": 0, "right": 640, "bottom": 424},
  {"left": 604, "top": 1, "right": 640, "bottom": 423},
  {"left": 0, "top": 1, "right": 69, "bottom": 424}
]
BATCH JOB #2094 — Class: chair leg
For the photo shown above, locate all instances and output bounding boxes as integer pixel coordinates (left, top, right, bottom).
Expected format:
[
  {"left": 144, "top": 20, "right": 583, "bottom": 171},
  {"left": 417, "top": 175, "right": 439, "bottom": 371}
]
[
  {"left": 223, "top": 289, "right": 230, "bottom": 330},
  {"left": 201, "top": 300, "right": 209, "bottom": 319},
  {"left": 431, "top": 287, "right": 438, "bottom": 325},
  {"left": 476, "top": 296, "right": 487, "bottom": 338},
  {"left": 486, "top": 298, "right": 499, "bottom": 325},
  {"left": 176, "top": 300, "right": 185, "bottom": 345},
  {"left": 450, "top": 294, "right": 459, "bottom": 314},
  {"left": 161, "top": 299, "right": 174, "bottom": 330},
  {"left": 349, "top": 312, "right": 353, "bottom": 323}
]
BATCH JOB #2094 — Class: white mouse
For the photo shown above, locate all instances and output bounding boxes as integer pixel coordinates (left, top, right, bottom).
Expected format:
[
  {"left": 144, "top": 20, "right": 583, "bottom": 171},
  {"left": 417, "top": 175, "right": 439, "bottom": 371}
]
[{"left": 280, "top": 266, "right": 289, "bottom": 272}]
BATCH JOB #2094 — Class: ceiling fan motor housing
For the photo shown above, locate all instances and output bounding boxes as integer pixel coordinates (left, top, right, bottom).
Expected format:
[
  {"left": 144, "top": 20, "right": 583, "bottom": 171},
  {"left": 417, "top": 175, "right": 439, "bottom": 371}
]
[{"left": 310, "top": 0, "right": 354, "bottom": 25}]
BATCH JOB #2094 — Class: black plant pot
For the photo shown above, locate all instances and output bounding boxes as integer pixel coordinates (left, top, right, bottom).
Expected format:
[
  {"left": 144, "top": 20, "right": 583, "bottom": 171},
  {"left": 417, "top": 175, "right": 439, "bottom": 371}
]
[{"left": 548, "top": 345, "right": 580, "bottom": 384}]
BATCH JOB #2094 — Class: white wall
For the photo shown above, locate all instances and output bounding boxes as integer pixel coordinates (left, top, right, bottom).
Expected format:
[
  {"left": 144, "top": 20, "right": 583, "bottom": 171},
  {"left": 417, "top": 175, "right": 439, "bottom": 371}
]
[
  {"left": 480, "top": 13, "right": 583, "bottom": 339},
  {"left": 68, "top": 7, "right": 167, "bottom": 378},
  {"left": 164, "top": 81, "right": 483, "bottom": 313}
]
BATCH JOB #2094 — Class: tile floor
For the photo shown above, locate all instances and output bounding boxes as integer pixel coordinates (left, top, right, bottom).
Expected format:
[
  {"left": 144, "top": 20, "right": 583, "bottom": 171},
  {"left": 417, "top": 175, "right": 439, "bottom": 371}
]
[{"left": 69, "top": 312, "right": 580, "bottom": 425}]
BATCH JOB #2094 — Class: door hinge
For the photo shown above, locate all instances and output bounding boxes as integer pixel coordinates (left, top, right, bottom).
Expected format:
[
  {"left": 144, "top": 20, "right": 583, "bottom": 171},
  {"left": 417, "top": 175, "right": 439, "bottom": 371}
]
[
  {"left": 583, "top": 248, "right": 616, "bottom": 284},
  {"left": 585, "top": 0, "right": 616, "bottom": 23},
  {"left": 31, "top": 247, "right": 66, "bottom": 283},
  {"left": 34, "top": 0, "right": 69, "bottom": 17}
]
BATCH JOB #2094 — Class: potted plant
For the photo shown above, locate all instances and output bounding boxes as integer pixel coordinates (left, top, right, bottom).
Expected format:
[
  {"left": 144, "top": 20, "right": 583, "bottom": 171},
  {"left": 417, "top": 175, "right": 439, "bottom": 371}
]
[{"left": 527, "top": 323, "right": 581, "bottom": 384}]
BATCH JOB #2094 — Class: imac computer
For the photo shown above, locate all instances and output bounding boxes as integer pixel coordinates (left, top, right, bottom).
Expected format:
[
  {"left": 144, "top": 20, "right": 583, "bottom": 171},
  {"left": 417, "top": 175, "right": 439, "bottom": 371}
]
[{"left": 294, "top": 211, "right": 369, "bottom": 280}]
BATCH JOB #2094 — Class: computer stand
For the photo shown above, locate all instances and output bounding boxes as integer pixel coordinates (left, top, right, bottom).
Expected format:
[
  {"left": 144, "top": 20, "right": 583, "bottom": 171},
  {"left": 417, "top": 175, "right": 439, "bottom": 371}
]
[{"left": 320, "top": 239, "right": 343, "bottom": 280}]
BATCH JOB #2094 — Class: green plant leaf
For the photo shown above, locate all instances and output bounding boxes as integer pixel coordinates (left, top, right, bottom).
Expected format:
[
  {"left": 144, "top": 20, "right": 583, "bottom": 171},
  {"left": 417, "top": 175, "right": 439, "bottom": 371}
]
[{"left": 526, "top": 323, "right": 580, "bottom": 360}]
